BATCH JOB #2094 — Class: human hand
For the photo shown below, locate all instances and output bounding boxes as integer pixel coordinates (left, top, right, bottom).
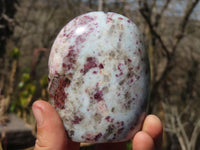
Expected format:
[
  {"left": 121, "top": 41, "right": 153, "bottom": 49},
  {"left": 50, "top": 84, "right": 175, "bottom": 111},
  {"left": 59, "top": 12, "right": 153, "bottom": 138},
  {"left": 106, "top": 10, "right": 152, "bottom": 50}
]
[{"left": 32, "top": 100, "right": 162, "bottom": 150}]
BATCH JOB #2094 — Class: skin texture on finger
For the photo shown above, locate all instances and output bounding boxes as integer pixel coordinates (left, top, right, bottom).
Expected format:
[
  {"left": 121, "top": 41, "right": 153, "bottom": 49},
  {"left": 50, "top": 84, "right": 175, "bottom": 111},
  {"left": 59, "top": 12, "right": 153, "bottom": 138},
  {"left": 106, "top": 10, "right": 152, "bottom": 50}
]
[
  {"left": 95, "top": 142, "right": 127, "bottom": 150},
  {"left": 32, "top": 100, "right": 80, "bottom": 150},
  {"left": 132, "top": 131, "right": 154, "bottom": 150},
  {"left": 142, "top": 115, "right": 163, "bottom": 150}
]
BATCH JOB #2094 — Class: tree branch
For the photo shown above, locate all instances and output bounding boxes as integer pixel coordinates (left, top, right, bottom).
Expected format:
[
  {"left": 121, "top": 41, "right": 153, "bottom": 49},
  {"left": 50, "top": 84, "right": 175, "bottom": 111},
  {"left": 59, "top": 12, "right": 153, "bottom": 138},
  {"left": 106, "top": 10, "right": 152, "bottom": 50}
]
[
  {"left": 154, "top": 0, "right": 171, "bottom": 27},
  {"left": 175, "top": 108, "right": 190, "bottom": 149},
  {"left": 190, "top": 119, "right": 200, "bottom": 150},
  {"left": 98, "top": 0, "right": 103, "bottom": 11},
  {"left": 173, "top": 0, "right": 200, "bottom": 51},
  {"left": 138, "top": 0, "right": 170, "bottom": 60},
  {"left": 180, "top": 0, "right": 199, "bottom": 34},
  {"left": 1, "top": 13, "right": 14, "bottom": 23}
]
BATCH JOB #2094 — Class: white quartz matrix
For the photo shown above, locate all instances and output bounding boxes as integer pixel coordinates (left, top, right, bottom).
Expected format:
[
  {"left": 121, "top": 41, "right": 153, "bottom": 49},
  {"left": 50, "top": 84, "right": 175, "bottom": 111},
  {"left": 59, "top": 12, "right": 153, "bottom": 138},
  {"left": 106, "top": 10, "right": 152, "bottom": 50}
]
[{"left": 48, "top": 11, "right": 150, "bottom": 143}]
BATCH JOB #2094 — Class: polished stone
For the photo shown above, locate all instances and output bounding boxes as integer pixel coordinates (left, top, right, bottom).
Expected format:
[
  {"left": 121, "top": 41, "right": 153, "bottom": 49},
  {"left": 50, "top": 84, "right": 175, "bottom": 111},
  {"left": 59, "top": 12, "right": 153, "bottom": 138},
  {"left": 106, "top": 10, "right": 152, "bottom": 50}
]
[{"left": 48, "top": 11, "right": 150, "bottom": 143}]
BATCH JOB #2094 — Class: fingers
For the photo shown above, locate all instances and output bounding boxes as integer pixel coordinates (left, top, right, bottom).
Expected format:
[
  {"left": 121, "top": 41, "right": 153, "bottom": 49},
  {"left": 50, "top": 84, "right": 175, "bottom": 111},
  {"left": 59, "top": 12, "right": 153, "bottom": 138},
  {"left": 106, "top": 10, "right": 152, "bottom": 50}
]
[
  {"left": 132, "top": 131, "right": 154, "bottom": 150},
  {"left": 142, "top": 115, "right": 163, "bottom": 150},
  {"left": 32, "top": 100, "right": 80, "bottom": 150},
  {"left": 132, "top": 115, "right": 163, "bottom": 150}
]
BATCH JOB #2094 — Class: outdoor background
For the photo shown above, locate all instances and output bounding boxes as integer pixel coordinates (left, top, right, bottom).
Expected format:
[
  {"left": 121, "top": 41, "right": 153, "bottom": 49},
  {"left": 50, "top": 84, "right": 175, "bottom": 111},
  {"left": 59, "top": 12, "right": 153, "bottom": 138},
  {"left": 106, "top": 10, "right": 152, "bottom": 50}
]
[{"left": 0, "top": 0, "right": 200, "bottom": 150}]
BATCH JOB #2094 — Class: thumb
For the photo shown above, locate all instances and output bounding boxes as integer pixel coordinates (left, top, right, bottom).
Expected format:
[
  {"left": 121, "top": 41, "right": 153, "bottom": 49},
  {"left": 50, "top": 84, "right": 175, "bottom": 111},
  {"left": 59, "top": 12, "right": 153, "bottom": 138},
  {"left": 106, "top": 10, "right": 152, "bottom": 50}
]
[{"left": 32, "top": 100, "right": 80, "bottom": 150}]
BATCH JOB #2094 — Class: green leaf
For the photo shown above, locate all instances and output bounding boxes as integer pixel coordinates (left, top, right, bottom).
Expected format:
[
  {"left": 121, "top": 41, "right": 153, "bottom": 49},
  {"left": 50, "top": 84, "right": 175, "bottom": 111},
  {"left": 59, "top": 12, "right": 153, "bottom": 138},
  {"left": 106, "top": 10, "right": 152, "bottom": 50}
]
[
  {"left": 22, "top": 90, "right": 29, "bottom": 97},
  {"left": 40, "top": 76, "right": 48, "bottom": 88},
  {"left": 126, "top": 140, "right": 132, "bottom": 150},
  {"left": 11, "top": 48, "right": 20, "bottom": 60},
  {"left": 29, "top": 84, "right": 36, "bottom": 94},
  {"left": 22, "top": 73, "right": 30, "bottom": 83}
]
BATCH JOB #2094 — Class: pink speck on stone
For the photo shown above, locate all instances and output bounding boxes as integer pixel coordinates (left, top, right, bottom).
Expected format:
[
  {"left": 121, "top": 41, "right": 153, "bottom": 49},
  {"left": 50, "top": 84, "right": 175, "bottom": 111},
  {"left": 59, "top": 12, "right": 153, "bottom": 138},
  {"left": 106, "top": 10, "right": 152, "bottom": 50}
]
[
  {"left": 81, "top": 57, "right": 98, "bottom": 74},
  {"left": 72, "top": 115, "right": 83, "bottom": 124},
  {"left": 106, "top": 13, "right": 114, "bottom": 23},
  {"left": 99, "top": 63, "right": 104, "bottom": 69},
  {"left": 94, "top": 90, "right": 103, "bottom": 102}
]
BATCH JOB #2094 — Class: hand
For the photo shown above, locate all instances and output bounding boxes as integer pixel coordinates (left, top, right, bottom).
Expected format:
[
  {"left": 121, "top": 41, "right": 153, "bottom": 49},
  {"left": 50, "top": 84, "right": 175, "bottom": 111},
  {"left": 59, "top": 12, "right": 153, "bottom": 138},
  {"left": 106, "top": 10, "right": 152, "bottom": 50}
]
[{"left": 32, "top": 100, "right": 162, "bottom": 150}]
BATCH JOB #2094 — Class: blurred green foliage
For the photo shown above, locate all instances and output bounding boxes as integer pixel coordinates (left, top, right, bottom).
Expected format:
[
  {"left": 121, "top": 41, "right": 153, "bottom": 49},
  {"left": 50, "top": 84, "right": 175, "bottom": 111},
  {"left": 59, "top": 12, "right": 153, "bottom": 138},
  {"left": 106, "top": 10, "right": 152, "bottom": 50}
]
[
  {"left": 126, "top": 140, "right": 132, "bottom": 150},
  {"left": 40, "top": 75, "right": 48, "bottom": 89},
  {"left": 10, "top": 73, "right": 36, "bottom": 115},
  {"left": 11, "top": 48, "right": 20, "bottom": 60}
]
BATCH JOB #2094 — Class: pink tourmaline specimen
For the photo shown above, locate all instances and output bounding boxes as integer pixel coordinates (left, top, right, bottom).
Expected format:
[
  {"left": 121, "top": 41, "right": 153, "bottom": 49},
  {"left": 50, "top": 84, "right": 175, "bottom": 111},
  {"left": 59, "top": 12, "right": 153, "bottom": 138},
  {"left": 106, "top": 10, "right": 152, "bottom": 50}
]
[{"left": 48, "top": 11, "right": 150, "bottom": 143}]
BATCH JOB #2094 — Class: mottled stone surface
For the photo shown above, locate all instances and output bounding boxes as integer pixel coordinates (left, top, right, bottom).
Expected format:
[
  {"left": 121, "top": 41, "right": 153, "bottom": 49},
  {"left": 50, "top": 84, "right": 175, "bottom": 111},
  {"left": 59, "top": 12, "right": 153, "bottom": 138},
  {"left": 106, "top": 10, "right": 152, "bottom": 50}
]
[{"left": 48, "top": 11, "right": 150, "bottom": 143}]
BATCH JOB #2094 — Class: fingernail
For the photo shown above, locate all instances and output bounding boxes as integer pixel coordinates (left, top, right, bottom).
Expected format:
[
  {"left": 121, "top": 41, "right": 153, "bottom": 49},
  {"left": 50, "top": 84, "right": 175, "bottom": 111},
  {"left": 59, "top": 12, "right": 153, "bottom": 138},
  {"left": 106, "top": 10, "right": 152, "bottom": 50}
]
[{"left": 32, "top": 104, "right": 43, "bottom": 126}]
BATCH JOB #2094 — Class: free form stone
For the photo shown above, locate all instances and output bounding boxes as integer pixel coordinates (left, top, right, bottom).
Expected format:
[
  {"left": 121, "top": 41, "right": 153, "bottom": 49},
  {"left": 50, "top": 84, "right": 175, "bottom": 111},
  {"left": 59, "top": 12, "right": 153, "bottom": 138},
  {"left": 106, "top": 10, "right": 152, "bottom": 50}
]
[{"left": 48, "top": 11, "right": 150, "bottom": 143}]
